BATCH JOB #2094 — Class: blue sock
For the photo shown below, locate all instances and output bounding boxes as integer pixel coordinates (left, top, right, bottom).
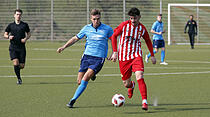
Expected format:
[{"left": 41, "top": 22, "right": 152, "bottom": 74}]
[
  {"left": 71, "top": 80, "right": 88, "bottom": 100},
  {"left": 147, "top": 50, "right": 157, "bottom": 58},
  {"left": 161, "top": 50, "right": 165, "bottom": 62}
]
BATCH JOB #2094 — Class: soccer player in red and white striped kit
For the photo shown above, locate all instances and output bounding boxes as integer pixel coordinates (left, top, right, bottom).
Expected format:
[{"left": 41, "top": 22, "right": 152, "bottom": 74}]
[{"left": 109, "top": 7, "right": 156, "bottom": 111}]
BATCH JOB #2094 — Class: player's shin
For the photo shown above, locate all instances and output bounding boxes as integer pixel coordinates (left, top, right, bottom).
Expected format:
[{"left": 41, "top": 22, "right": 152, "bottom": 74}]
[
  {"left": 137, "top": 78, "right": 147, "bottom": 100},
  {"left": 127, "top": 81, "right": 135, "bottom": 99},
  {"left": 14, "top": 65, "right": 21, "bottom": 80},
  {"left": 71, "top": 80, "right": 88, "bottom": 100},
  {"left": 161, "top": 50, "right": 165, "bottom": 62}
]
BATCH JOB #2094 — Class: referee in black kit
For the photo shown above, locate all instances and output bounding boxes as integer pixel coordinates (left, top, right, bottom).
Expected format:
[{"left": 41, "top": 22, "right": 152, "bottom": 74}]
[
  {"left": 184, "top": 15, "right": 197, "bottom": 49},
  {"left": 4, "top": 9, "right": 31, "bottom": 85}
]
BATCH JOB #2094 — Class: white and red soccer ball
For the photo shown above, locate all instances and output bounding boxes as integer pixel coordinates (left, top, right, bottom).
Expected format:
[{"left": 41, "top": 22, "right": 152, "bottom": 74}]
[{"left": 112, "top": 94, "right": 125, "bottom": 107}]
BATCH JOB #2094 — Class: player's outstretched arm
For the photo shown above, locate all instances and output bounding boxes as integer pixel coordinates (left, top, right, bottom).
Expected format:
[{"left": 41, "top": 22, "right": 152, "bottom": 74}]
[{"left": 57, "top": 36, "right": 79, "bottom": 53}]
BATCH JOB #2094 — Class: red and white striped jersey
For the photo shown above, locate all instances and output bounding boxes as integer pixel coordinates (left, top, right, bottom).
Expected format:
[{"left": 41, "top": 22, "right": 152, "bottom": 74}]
[{"left": 112, "top": 20, "right": 154, "bottom": 61}]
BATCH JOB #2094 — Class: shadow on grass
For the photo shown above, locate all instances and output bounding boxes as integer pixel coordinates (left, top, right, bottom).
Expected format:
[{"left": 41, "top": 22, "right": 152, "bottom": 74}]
[
  {"left": 63, "top": 102, "right": 210, "bottom": 115},
  {"left": 65, "top": 104, "right": 113, "bottom": 109},
  {"left": 124, "top": 102, "right": 210, "bottom": 114}
]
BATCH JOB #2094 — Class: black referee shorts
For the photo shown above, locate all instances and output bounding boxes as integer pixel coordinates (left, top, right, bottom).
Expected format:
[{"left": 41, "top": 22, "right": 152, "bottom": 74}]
[{"left": 9, "top": 48, "right": 26, "bottom": 63}]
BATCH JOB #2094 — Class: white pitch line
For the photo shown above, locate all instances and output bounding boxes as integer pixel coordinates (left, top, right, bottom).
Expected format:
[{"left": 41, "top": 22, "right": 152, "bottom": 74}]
[
  {"left": 146, "top": 71, "right": 210, "bottom": 75},
  {"left": 32, "top": 48, "right": 83, "bottom": 52},
  {"left": 167, "top": 60, "right": 210, "bottom": 64},
  {"left": 0, "top": 71, "right": 210, "bottom": 78},
  {"left": 29, "top": 58, "right": 79, "bottom": 61}
]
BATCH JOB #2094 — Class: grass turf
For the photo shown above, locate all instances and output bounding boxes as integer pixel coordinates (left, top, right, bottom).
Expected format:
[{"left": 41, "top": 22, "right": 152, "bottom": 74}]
[{"left": 0, "top": 40, "right": 210, "bottom": 117}]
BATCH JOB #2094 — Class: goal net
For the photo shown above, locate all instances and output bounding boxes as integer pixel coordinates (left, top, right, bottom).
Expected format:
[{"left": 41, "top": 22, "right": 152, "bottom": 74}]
[{"left": 168, "top": 4, "right": 210, "bottom": 45}]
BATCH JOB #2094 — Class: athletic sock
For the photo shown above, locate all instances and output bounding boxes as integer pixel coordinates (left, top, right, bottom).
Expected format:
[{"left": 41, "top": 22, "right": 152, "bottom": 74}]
[
  {"left": 14, "top": 65, "right": 21, "bottom": 80},
  {"left": 147, "top": 50, "right": 157, "bottom": 58},
  {"left": 142, "top": 99, "right": 148, "bottom": 104},
  {"left": 161, "top": 50, "right": 165, "bottom": 62},
  {"left": 71, "top": 80, "right": 88, "bottom": 100},
  {"left": 137, "top": 78, "right": 147, "bottom": 100}
]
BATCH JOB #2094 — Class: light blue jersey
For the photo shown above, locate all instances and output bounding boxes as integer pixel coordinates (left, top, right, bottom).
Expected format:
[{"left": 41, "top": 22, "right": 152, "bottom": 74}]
[
  {"left": 76, "top": 23, "right": 113, "bottom": 58},
  {"left": 151, "top": 21, "right": 164, "bottom": 40}
]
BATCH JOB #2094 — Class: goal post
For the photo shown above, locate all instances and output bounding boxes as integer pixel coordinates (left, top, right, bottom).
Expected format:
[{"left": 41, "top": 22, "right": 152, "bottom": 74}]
[{"left": 168, "top": 3, "right": 210, "bottom": 45}]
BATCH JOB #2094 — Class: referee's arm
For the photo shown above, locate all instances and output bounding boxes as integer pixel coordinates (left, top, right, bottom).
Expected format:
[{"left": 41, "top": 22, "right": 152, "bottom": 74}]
[
  {"left": 21, "top": 32, "right": 31, "bottom": 43},
  {"left": 3, "top": 32, "right": 10, "bottom": 39},
  {"left": 4, "top": 32, "right": 14, "bottom": 40},
  {"left": 184, "top": 21, "right": 189, "bottom": 33},
  {"left": 26, "top": 32, "right": 31, "bottom": 40},
  {"left": 195, "top": 21, "right": 198, "bottom": 34}
]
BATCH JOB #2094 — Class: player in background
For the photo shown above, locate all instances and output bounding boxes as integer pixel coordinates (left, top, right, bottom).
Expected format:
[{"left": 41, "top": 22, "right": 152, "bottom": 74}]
[
  {"left": 4, "top": 9, "right": 31, "bottom": 85},
  {"left": 109, "top": 7, "right": 156, "bottom": 111},
  {"left": 57, "top": 9, "right": 113, "bottom": 108},
  {"left": 145, "top": 14, "right": 168, "bottom": 65},
  {"left": 184, "top": 15, "right": 197, "bottom": 49}
]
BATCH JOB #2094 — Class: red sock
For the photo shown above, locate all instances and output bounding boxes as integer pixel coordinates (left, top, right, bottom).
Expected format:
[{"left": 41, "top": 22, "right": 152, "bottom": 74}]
[{"left": 137, "top": 78, "right": 147, "bottom": 100}]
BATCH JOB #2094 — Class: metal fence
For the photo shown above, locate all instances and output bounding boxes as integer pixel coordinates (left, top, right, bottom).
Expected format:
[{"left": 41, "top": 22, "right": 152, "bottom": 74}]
[{"left": 0, "top": 0, "right": 210, "bottom": 43}]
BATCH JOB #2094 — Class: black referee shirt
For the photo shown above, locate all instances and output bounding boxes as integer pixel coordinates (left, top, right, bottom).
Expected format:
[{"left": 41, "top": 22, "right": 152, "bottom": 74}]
[
  {"left": 184, "top": 20, "right": 197, "bottom": 34},
  {"left": 5, "top": 21, "right": 30, "bottom": 49}
]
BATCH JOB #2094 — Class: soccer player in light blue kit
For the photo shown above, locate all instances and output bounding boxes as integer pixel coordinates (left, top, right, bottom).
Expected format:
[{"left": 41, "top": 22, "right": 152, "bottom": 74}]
[
  {"left": 145, "top": 14, "right": 168, "bottom": 65},
  {"left": 57, "top": 9, "right": 113, "bottom": 108}
]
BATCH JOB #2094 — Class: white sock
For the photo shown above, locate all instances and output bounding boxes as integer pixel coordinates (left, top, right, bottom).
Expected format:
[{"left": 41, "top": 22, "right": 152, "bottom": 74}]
[{"left": 142, "top": 99, "right": 147, "bottom": 104}]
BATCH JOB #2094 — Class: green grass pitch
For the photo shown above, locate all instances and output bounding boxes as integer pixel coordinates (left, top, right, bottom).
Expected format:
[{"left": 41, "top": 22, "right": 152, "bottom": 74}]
[{"left": 0, "top": 40, "right": 210, "bottom": 117}]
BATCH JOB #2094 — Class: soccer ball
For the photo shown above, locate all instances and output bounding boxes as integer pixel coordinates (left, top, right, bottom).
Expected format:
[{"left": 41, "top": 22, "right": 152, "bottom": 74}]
[{"left": 112, "top": 94, "right": 125, "bottom": 107}]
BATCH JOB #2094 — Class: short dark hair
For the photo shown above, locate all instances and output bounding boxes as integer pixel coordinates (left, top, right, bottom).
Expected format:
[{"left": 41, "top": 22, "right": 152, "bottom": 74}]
[
  {"left": 14, "top": 9, "right": 23, "bottom": 14},
  {"left": 158, "top": 14, "right": 162, "bottom": 16},
  {"left": 90, "top": 9, "right": 101, "bottom": 16},
  {"left": 190, "top": 15, "right": 194, "bottom": 17},
  {"left": 128, "top": 7, "right": 140, "bottom": 16}
]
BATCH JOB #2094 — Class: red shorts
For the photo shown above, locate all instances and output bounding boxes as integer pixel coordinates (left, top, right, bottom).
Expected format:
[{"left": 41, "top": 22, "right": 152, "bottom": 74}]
[{"left": 119, "top": 57, "right": 144, "bottom": 80}]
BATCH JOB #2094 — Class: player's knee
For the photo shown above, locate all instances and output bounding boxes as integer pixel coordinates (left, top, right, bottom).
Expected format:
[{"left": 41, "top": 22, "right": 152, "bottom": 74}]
[
  {"left": 124, "top": 84, "right": 130, "bottom": 88},
  {"left": 13, "top": 59, "right": 19, "bottom": 66},
  {"left": 136, "top": 72, "right": 144, "bottom": 80},
  {"left": 123, "top": 81, "right": 130, "bottom": 88},
  {"left": 154, "top": 50, "right": 158, "bottom": 53},
  {"left": 154, "top": 48, "right": 158, "bottom": 52},
  {"left": 136, "top": 76, "right": 144, "bottom": 80},
  {"left": 13, "top": 63, "right": 19, "bottom": 66}
]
